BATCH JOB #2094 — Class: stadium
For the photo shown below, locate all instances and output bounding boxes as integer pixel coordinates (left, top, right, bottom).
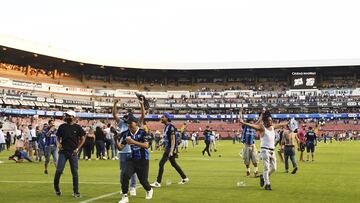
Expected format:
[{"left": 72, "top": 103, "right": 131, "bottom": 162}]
[{"left": 0, "top": 1, "right": 360, "bottom": 203}]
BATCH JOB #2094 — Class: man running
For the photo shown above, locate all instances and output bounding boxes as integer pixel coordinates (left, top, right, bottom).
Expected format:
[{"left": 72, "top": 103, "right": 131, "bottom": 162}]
[{"left": 150, "top": 112, "right": 189, "bottom": 188}]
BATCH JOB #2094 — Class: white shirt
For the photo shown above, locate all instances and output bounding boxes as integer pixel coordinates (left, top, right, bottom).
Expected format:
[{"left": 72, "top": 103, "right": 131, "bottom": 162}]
[
  {"left": 191, "top": 133, "right": 196, "bottom": 141},
  {"left": 0, "top": 129, "right": 5, "bottom": 144},
  {"left": 104, "top": 128, "right": 112, "bottom": 140},
  {"left": 210, "top": 131, "right": 216, "bottom": 141},
  {"left": 260, "top": 126, "right": 276, "bottom": 149}
]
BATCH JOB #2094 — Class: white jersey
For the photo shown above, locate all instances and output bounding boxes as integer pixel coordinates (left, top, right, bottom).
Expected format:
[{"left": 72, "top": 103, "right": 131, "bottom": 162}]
[
  {"left": 260, "top": 126, "right": 276, "bottom": 149},
  {"left": 0, "top": 129, "right": 5, "bottom": 144}
]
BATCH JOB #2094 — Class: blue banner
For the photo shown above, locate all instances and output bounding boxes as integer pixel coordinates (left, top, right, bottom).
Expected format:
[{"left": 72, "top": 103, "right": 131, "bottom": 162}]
[{"left": 0, "top": 108, "right": 359, "bottom": 119}]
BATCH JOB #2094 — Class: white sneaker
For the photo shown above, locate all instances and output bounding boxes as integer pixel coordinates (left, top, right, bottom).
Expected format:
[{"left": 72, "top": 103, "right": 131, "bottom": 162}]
[
  {"left": 129, "top": 187, "right": 136, "bottom": 196},
  {"left": 96, "top": 158, "right": 99, "bottom": 160},
  {"left": 115, "top": 157, "right": 119, "bottom": 160},
  {"left": 178, "top": 178, "right": 189, "bottom": 185},
  {"left": 145, "top": 188, "right": 153, "bottom": 200},
  {"left": 118, "top": 194, "right": 129, "bottom": 203},
  {"left": 112, "top": 157, "right": 116, "bottom": 160},
  {"left": 150, "top": 181, "right": 161, "bottom": 188},
  {"left": 102, "top": 157, "right": 107, "bottom": 160}
]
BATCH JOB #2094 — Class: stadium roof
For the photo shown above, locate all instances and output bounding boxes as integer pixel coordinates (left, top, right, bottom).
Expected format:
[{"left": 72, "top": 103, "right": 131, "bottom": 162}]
[{"left": 1, "top": 0, "right": 360, "bottom": 70}]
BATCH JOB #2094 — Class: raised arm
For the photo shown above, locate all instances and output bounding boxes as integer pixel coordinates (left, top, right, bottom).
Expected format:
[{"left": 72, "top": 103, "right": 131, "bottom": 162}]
[
  {"left": 239, "top": 108, "right": 264, "bottom": 131},
  {"left": 139, "top": 98, "right": 145, "bottom": 125},
  {"left": 112, "top": 100, "right": 120, "bottom": 123},
  {"left": 273, "top": 121, "right": 290, "bottom": 130},
  {"left": 255, "top": 109, "right": 265, "bottom": 125}
]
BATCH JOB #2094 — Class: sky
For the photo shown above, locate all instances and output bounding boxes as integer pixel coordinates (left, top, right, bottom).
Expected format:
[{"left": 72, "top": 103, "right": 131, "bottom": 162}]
[{"left": 0, "top": 0, "right": 360, "bottom": 69}]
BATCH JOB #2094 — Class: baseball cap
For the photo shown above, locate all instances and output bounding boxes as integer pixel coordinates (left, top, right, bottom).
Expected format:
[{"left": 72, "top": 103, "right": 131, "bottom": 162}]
[
  {"left": 126, "top": 113, "right": 138, "bottom": 124},
  {"left": 65, "top": 110, "right": 76, "bottom": 117},
  {"left": 162, "top": 112, "right": 172, "bottom": 122}
]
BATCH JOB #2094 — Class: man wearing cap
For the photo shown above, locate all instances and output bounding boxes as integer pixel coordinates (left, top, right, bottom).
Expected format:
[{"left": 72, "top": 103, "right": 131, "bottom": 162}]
[
  {"left": 150, "top": 112, "right": 189, "bottom": 188},
  {"left": 118, "top": 113, "right": 153, "bottom": 203},
  {"left": 113, "top": 98, "right": 146, "bottom": 197},
  {"left": 53, "top": 110, "right": 85, "bottom": 198}
]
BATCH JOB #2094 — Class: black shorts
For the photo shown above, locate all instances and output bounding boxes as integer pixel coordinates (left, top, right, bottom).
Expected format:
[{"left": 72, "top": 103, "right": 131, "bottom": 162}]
[
  {"left": 299, "top": 143, "right": 306, "bottom": 152},
  {"left": 306, "top": 142, "right": 315, "bottom": 153}
]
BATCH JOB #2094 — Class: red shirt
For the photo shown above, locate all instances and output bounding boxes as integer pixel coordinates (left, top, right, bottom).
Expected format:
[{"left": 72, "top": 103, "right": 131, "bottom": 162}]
[{"left": 297, "top": 129, "right": 305, "bottom": 143}]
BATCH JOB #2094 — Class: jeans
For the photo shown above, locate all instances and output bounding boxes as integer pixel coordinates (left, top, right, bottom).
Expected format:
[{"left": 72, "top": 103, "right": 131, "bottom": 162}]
[
  {"left": 84, "top": 141, "right": 94, "bottom": 159},
  {"left": 156, "top": 149, "right": 187, "bottom": 183},
  {"left": 45, "top": 145, "right": 58, "bottom": 166},
  {"left": 95, "top": 140, "right": 105, "bottom": 158},
  {"left": 284, "top": 146, "right": 297, "bottom": 170},
  {"left": 54, "top": 151, "right": 79, "bottom": 193},
  {"left": 121, "top": 159, "right": 151, "bottom": 194},
  {"left": 119, "top": 153, "right": 137, "bottom": 189},
  {"left": 110, "top": 138, "right": 117, "bottom": 158}
]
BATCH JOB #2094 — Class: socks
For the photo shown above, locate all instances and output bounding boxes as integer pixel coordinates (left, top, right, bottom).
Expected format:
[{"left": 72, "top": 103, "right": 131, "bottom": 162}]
[{"left": 246, "top": 168, "right": 250, "bottom": 173}]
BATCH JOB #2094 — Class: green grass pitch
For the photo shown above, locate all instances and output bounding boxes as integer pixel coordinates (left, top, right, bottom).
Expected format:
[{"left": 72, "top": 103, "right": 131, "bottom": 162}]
[{"left": 0, "top": 141, "right": 359, "bottom": 203}]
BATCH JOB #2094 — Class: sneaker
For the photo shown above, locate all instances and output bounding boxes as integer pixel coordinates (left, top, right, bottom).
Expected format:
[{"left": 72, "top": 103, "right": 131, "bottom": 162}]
[
  {"left": 150, "top": 181, "right": 161, "bottom": 188},
  {"left": 102, "top": 157, "right": 107, "bottom": 160},
  {"left": 254, "top": 172, "right": 259, "bottom": 177},
  {"left": 44, "top": 170, "right": 48, "bottom": 174},
  {"left": 291, "top": 167, "right": 298, "bottom": 174},
  {"left": 285, "top": 170, "right": 289, "bottom": 173},
  {"left": 73, "top": 192, "right": 81, "bottom": 198},
  {"left": 259, "top": 175, "right": 265, "bottom": 187},
  {"left": 246, "top": 171, "right": 250, "bottom": 176},
  {"left": 115, "top": 157, "right": 119, "bottom": 160},
  {"left": 112, "top": 157, "right": 116, "bottom": 160},
  {"left": 129, "top": 187, "right": 136, "bottom": 196},
  {"left": 202, "top": 151, "right": 205, "bottom": 156},
  {"left": 264, "top": 184, "right": 272, "bottom": 190},
  {"left": 145, "top": 188, "right": 153, "bottom": 200},
  {"left": 178, "top": 178, "right": 189, "bottom": 185},
  {"left": 118, "top": 194, "right": 129, "bottom": 203},
  {"left": 96, "top": 158, "right": 99, "bottom": 160},
  {"left": 54, "top": 189, "right": 61, "bottom": 196}
]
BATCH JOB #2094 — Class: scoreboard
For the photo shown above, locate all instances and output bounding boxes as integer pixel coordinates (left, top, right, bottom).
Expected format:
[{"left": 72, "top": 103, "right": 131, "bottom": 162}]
[{"left": 291, "top": 72, "right": 317, "bottom": 89}]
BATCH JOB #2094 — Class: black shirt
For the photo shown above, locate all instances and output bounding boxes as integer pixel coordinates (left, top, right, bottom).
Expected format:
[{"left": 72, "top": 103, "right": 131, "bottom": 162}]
[
  {"left": 305, "top": 130, "right": 316, "bottom": 143},
  {"left": 95, "top": 129, "right": 105, "bottom": 141},
  {"left": 56, "top": 123, "right": 85, "bottom": 152}
]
